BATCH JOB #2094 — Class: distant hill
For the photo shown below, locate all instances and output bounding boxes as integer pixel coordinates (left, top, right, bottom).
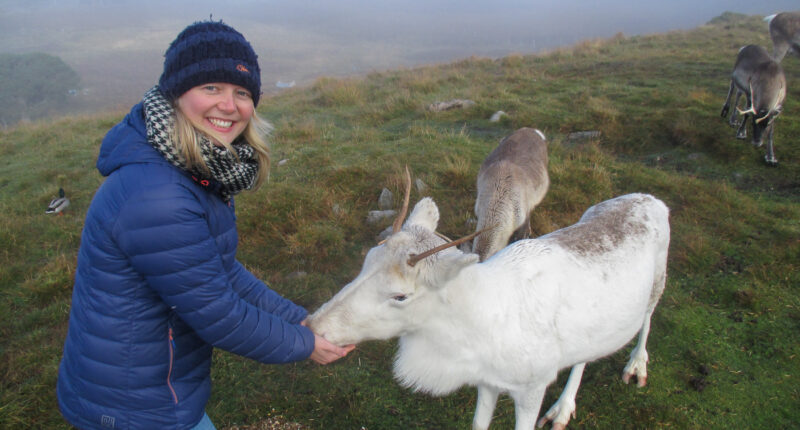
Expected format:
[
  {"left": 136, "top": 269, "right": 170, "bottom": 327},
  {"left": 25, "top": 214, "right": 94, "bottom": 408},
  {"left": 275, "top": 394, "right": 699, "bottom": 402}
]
[
  {"left": 0, "top": 53, "right": 80, "bottom": 127},
  {"left": 3, "top": 2, "right": 781, "bottom": 128}
]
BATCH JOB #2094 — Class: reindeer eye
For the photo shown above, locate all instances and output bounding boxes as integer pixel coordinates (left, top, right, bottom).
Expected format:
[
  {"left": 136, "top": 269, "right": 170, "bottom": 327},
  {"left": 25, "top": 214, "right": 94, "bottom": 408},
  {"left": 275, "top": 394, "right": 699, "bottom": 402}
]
[{"left": 392, "top": 294, "right": 408, "bottom": 302}]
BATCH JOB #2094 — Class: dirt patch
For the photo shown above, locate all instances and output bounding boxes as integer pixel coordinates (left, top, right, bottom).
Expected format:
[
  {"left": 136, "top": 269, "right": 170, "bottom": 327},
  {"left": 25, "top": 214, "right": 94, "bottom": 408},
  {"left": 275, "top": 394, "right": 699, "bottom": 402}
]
[{"left": 225, "top": 416, "right": 310, "bottom": 430}]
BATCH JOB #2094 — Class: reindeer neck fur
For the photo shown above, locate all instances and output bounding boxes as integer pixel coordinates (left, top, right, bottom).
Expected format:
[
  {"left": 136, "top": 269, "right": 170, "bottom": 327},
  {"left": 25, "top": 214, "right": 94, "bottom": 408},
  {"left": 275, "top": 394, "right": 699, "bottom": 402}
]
[
  {"left": 478, "top": 190, "right": 525, "bottom": 237},
  {"left": 474, "top": 183, "right": 526, "bottom": 259},
  {"left": 393, "top": 246, "right": 559, "bottom": 396},
  {"left": 752, "top": 65, "right": 786, "bottom": 115},
  {"left": 394, "top": 261, "right": 499, "bottom": 395}
]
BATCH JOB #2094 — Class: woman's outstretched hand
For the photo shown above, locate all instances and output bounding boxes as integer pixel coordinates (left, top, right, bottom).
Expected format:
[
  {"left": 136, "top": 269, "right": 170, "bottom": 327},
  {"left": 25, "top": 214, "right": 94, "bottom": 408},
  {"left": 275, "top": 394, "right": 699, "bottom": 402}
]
[
  {"left": 301, "top": 319, "right": 355, "bottom": 365},
  {"left": 309, "top": 334, "right": 355, "bottom": 365}
]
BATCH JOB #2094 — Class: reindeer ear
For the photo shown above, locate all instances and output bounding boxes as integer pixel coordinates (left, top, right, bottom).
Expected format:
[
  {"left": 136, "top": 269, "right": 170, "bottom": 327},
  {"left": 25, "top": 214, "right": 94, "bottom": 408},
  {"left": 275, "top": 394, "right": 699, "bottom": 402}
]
[
  {"left": 429, "top": 253, "right": 479, "bottom": 287},
  {"left": 404, "top": 197, "right": 439, "bottom": 231}
]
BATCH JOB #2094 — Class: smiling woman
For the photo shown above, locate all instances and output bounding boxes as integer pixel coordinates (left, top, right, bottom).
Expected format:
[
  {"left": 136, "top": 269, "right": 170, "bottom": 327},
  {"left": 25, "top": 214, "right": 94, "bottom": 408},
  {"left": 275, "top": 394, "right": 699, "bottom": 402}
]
[
  {"left": 55, "top": 20, "right": 353, "bottom": 430},
  {"left": 156, "top": 20, "right": 271, "bottom": 193},
  {"left": 177, "top": 83, "right": 255, "bottom": 147}
]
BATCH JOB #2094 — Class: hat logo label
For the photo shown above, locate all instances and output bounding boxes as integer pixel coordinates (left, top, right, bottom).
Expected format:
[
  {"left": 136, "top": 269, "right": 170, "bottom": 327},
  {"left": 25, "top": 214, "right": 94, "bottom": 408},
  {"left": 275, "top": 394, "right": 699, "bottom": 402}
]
[{"left": 236, "top": 64, "right": 249, "bottom": 73}]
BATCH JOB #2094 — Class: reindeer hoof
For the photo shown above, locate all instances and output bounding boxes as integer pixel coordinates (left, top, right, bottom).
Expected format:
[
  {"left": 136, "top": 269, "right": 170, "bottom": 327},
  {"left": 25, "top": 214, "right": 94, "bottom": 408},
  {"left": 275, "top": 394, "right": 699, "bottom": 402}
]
[
  {"left": 736, "top": 132, "right": 747, "bottom": 140},
  {"left": 538, "top": 420, "right": 567, "bottom": 430},
  {"left": 622, "top": 371, "right": 647, "bottom": 387},
  {"left": 765, "top": 157, "right": 778, "bottom": 167}
]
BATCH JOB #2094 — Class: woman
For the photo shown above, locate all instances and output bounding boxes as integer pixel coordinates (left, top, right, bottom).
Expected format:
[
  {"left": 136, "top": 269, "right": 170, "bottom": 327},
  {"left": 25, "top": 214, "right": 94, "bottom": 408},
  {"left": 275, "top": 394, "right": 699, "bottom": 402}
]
[{"left": 57, "top": 20, "right": 353, "bottom": 430}]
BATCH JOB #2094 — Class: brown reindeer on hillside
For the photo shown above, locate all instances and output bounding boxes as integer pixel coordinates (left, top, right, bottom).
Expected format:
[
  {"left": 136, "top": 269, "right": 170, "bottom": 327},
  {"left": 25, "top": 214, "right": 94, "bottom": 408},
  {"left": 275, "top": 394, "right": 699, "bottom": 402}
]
[
  {"left": 720, "top": 45, "right": 786, "bottom": 166},
  {"left": 472, "top": 127, "right": 549, "bottom": 261},
  {"left": 765, "top": 12, "right": 800, "bottom": 62}
]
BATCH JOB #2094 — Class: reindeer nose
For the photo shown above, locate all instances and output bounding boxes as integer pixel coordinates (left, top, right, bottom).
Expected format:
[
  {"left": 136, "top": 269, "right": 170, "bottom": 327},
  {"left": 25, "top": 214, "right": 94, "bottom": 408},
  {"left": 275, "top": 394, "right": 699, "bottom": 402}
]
[{"left": 305, "top": 317, "right": 320, "bottom": 332}]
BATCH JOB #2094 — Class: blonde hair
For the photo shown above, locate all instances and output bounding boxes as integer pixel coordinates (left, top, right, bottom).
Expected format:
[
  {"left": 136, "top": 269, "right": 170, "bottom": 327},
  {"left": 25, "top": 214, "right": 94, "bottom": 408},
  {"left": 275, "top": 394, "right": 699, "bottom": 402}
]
[{"left": 172, "top": 105, "right": 272, "bottom": 189}]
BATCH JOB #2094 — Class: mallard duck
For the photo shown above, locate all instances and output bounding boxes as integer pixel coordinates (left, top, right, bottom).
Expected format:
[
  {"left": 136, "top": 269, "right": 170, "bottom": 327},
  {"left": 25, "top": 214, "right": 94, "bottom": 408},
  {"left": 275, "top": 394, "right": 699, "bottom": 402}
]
[{"left": 46, "top": 188, "right": 70, "bottom": 215}]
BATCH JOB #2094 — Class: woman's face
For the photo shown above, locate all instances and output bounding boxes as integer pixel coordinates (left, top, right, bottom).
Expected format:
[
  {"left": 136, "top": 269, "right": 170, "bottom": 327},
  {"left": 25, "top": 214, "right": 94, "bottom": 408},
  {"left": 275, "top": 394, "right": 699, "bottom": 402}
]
[{"left": 177, "top": 83, "right": 255, "bottom": 146}]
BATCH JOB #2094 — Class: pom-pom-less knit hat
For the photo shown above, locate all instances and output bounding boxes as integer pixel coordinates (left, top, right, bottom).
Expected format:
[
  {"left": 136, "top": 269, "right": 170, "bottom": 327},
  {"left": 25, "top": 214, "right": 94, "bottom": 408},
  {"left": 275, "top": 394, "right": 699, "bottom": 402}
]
[{"left": 158, "top": 20, "right": 262, "bottom": 106}]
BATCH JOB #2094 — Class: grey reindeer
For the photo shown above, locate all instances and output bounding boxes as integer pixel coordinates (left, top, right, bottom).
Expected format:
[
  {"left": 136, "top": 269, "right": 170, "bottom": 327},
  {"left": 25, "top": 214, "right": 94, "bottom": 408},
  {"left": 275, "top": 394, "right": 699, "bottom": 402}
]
[
  {"left": 472, "top": 127, "right": 549, "bottom": 262},
  {"left": 720, "top": 45, "right": 786, "bottom": 166},
  {"left": 765, "top": 12, "right": 800, "bottom": 62}
]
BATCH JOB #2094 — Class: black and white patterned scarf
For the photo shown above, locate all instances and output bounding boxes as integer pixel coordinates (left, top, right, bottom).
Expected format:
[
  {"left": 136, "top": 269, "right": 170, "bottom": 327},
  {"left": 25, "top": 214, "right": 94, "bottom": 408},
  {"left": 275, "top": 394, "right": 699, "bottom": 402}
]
[{"left": 143, "top": 86, "right": 259, "bottom": 201}]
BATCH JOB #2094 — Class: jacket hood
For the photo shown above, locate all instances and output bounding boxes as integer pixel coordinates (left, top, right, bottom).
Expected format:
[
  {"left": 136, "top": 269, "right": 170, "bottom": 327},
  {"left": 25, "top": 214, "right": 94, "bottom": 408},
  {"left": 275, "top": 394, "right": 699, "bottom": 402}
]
[{"left": 97, "top": 102, "right": 167, "bottom": 177}]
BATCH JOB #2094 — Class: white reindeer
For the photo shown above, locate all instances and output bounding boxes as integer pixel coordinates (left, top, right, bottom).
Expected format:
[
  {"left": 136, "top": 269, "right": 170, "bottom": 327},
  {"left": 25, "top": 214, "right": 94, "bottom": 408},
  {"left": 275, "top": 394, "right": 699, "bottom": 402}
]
[
  {"left": 473, "top": 127, "right": 549, "bottom": 262},
  {"left": 765, "top": 12, "right": 800, "bottom": 62},
  {"left": 309, "top": 174, "right": 670, "bottom": 430}
]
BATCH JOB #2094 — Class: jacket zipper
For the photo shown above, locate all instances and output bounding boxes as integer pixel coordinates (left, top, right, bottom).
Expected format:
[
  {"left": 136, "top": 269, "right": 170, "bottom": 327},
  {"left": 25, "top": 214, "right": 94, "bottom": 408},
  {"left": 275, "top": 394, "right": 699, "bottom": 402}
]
[{"left": 167, "top": 327, "right": 179, "bottom": 404}]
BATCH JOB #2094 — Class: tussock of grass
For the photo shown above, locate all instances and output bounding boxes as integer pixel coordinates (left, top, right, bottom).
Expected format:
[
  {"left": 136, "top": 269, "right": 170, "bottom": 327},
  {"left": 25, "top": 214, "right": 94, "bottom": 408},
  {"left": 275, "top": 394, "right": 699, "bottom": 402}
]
[
  {"left": 311, "top": 77, "right": 365, "bottom": 107},
  {"left": 1, "top": 12, "right": 799, "bottom": 429}
]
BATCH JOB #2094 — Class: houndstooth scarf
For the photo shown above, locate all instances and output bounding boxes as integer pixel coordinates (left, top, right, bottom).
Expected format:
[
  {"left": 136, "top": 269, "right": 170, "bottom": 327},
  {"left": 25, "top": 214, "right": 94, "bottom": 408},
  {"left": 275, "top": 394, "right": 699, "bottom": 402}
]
[{"left": 143, "top": 86, "right": 259, "bottom": 201}]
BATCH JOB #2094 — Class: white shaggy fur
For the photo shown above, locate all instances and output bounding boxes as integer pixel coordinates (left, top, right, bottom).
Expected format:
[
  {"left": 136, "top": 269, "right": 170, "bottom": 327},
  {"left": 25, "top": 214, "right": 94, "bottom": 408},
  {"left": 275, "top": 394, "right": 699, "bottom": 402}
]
[{"left": 309, "top": 194, "right": 670, "bottom": 430}]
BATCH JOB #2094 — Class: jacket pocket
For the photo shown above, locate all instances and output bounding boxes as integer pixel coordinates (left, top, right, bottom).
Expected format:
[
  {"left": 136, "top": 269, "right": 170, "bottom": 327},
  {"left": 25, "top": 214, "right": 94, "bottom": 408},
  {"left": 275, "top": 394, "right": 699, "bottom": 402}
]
[{"left": 167, "top": 326, "right": 179, "bottom": 404}]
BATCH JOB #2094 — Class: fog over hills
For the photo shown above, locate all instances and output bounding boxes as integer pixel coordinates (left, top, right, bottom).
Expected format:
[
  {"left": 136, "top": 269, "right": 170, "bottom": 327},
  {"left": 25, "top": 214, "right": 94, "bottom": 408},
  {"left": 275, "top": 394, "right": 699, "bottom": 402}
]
[{"left": 0, "top": 0, "right": 795, "bottom": 117}]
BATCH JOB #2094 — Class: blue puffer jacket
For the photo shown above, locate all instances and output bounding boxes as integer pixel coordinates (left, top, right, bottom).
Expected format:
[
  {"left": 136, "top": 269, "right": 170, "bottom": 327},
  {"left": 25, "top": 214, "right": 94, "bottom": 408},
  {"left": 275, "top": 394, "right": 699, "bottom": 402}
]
[{"left": 57, "top": 102, "right": 315, "bottom": 430}]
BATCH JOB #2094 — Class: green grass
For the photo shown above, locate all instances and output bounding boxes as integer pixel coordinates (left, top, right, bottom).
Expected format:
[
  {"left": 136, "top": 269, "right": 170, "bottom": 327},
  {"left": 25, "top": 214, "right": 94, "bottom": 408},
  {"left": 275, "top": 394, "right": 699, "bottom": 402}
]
[{"left": 2, "top": 12, "right": 799, "bottom": 429}]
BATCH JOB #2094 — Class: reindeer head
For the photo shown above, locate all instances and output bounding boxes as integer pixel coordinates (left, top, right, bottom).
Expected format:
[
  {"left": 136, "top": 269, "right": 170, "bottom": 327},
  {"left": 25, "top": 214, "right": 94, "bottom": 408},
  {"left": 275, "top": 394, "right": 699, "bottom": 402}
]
[
  {"left": 308, "top": 168, "right": 480, "bottom": 346},
  {"left": 737, "top": 70, "right": 786, "bottom": 147}
]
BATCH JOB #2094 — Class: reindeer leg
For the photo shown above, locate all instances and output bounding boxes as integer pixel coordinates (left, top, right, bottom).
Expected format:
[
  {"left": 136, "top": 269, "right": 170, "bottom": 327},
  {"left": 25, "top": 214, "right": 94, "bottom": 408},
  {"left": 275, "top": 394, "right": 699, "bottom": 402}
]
[
  {"left": 473, "top": 385, "right": 501, "bottom": 430},
  {"left": 764, "top": 124, "right": 778, "bottom": 167},
  {"left": 623, "top": 269, "right": 665, "bottom": 387},
  {"left": 623, "top": 313, "right": 653, "bottom": 387},
  {"left": 511, "top": 385, "right": 547, "bottom": 430},
  {"left": 728, "top": 89, "right": 743, "bottom": 127},
  {"left": 735, "top": 113, "right": 748, "bottom": 140},
  {"left": 773, "top": 41, "right": 789, "bottom": 63},
  {"left": 721, "top": 80, "right": 735, "bottom": 119},
  {"left": 536, "top": 363, "right": 586, "bottom": 430},
  {"left": 511, "top": 215, "right": 533, "bottom": 242}
]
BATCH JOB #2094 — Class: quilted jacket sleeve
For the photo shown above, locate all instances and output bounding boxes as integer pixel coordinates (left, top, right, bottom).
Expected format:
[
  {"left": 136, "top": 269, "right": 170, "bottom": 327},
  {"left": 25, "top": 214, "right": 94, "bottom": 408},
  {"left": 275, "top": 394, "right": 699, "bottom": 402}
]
[
  {"left": 228, "top": 261, "right": 308, "bottom": 324},
  {"left": 113, "top": 182, "right": 314, "bottom": 363}
]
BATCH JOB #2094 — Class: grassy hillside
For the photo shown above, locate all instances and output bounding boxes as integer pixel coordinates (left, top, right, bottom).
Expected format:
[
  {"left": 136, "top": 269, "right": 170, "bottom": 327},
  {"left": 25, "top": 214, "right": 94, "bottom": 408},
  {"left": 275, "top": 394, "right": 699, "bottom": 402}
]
[{"left": 1, "top": 12, "right": 798, "bottom": 429}]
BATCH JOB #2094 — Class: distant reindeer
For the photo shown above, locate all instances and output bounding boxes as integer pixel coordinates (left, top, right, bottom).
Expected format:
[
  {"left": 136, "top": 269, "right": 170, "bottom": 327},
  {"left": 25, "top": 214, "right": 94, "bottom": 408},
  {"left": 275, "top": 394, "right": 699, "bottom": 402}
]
[
  {"left": 720, "top": 45, "right": 786, "bottom": 166},
  {"left": 472, "top": 127, "right": 549, "bottom": 261},
  {"left": 765, "top": 12, "right": 800, "bottom": 62}
]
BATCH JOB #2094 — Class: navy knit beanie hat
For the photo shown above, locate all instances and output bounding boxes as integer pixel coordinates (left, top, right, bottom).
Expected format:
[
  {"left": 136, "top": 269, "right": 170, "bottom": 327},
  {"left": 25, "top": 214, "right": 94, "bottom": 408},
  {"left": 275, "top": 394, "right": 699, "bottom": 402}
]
[{"left": 158, "top": 20, "right": 262, "bottom": 106}]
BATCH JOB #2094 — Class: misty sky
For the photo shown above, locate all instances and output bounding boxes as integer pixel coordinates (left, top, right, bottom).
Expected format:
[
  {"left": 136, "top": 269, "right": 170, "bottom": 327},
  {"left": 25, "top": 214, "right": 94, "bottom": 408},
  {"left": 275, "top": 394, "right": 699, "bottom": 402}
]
[{"left": 1, "top": 0, "right": 796, "bottom": 112}]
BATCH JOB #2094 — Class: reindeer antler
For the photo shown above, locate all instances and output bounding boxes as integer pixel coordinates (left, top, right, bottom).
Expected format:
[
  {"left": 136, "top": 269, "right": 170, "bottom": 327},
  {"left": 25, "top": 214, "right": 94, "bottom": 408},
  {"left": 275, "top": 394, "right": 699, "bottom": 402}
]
[
  {"left": 392, "top": 166, "right": 412, "bottom": 234},
  {"left": 385, "top": 167, "right": 491, "bottom": 267},
  {"left": 407, "top": 229, "right": 485, "bottom": 267},
  {"left": 407, "top": 222, "right": 500, "bottom": 267},
  {"left": 737, "top": 80, "right": 758, "bottom": 117}
]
